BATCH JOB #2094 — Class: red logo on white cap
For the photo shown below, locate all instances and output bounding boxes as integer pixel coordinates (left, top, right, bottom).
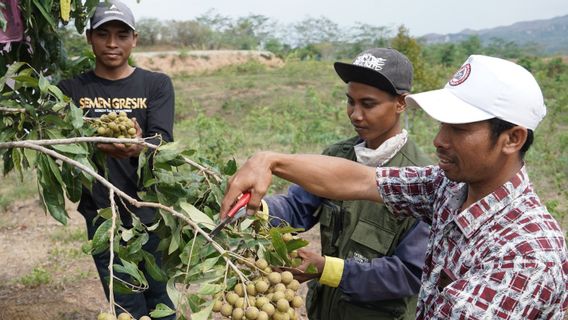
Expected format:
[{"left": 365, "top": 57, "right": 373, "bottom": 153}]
[{"left": 449, "top": 63, "right": 471, "bottom": 86}]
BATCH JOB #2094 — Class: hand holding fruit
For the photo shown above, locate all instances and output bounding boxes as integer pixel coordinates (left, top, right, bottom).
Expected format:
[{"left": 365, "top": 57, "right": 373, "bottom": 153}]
[
  {"left": 91, "top": 111, "right": 144, "bottom": 159},
  {"left": 286, "top": 249, "right": 324, "bottom": 283}
]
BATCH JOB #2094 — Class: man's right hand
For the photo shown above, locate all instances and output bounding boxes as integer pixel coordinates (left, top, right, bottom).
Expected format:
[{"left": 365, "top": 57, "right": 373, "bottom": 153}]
[{"left": 220, "top": 151, "right": 276, "bottom": 219}]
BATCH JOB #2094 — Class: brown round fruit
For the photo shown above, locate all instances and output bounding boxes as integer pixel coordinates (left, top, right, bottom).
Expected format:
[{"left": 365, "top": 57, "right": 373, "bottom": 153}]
[
  {"left": 220, "top": 303, "right": 233, "bottom": 317},
  {"left": 257, "top": 310, "right": 269, "bottom": 320},
  {"left": 276, "top": 298, "right": 290, "bottom": 312},
  {"left": 261, "top": 302, "right": 275, "bottom": 316},
  {"left": 255, "top": 258, "right": 268, "bottom": 269},
  {"left": 212, "top": 299, "right": 223, "bottom": 312},
  {"left": 282, "top": 233, "right": 294, "bottom": 242},
  {"left": 281, "top": 271, "right": 294, "bottom": 285},
  {"left": 287, "top": 279, "right": 300, "bottom": 291},
  {"left": 255, "top": 280, "right": 269, "bottom": 294},
  {"left": 235, "top": 283, "right": 245, "bottom": 297},
  {"left": 117, "top": 313, "right": 131, "bottom": 320},
  {"left": 268, "top": 272, "right": 282, "bottom": 285},
  {"left": 232, "top": 307, "right": 245, "bottom": 319},
  {"left": 97, "top": 313, "right": 116, "bottom": 320},
  {"left": 245, "top": 306, "right": 260, "bottom": 319},
  {"left": 246, "top": 282, "right": 257, "bottom": 296},
  {"left": 226, "top": 291, "right": 239, "bottom": 305},
  {"left": 292, "top": 295, "right": 303, "bottom": 308}
]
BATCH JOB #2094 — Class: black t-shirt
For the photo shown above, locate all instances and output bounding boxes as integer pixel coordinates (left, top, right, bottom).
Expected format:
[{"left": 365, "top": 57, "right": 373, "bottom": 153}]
[{"left": 58, "top": 68, "right": 175, "bottom": 223}]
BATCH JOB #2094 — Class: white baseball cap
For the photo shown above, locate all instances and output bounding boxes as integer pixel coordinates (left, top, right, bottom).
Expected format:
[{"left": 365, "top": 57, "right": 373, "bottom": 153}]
[{"left": 406, "top": 55, "right": 546, "bottom": 130}]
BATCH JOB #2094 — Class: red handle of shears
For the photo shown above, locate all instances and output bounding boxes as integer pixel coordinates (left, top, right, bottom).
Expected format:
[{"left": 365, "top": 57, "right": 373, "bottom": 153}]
[{"left": 226, "top": 192, "right": 251, "bottom": 218}]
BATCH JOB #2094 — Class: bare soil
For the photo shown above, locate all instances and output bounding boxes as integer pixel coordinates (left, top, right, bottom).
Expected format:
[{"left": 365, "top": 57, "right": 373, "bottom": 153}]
[{"left": 132, "top": 50, "right": 284, "bottom": 75}]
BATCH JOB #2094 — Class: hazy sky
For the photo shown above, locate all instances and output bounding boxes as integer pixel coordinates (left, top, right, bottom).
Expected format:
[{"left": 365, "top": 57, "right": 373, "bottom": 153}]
[{"left": 121, "top": 0, "right": 568, "bottom": 36}]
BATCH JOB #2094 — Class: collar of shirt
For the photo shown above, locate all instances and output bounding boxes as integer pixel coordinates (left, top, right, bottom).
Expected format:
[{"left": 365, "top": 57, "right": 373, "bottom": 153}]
[{"left": 452, "top": 166, "right": 530, "bottom": 239}]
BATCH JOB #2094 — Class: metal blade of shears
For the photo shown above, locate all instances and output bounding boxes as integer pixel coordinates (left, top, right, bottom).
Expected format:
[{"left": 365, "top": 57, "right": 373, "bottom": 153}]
[{"left": 208, "top": 192, "right": 251, "bottom": 239}]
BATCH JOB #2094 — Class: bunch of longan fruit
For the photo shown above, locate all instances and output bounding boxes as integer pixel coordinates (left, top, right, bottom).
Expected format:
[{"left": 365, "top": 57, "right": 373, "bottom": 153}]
[
  {"left": 91, "top": 111, "right": 137, "bottom": 139},
  {"left": 96, "top": 312, "right": 150, "bottom": 320},
  {"left": 213, "top": 258, "right": 303, "bottom": 320}
]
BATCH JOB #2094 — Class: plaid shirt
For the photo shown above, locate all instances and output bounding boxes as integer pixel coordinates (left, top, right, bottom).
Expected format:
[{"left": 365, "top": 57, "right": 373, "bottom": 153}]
[{"left": 377, "top": 165, "right": 568, "bottom": 319}]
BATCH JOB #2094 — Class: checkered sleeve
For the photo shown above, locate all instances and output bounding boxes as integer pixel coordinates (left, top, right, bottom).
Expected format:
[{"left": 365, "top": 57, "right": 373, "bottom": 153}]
[
  {"left": 376, "top": 165, "right": 442, "bottom": 223},
  {"left": 428, "top": 259, "right": 566, "bottom": 319}
]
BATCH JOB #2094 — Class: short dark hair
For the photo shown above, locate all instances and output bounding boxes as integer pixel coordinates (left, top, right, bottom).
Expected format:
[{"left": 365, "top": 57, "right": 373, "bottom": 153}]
[{"left": 488, "top": 118, "right": 534, "bottom": 158}]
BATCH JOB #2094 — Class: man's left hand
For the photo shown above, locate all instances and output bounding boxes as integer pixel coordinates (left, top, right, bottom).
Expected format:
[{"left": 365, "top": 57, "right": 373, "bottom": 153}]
[{"left": 287, "top": 249, "right": 325, "bottom": 283}]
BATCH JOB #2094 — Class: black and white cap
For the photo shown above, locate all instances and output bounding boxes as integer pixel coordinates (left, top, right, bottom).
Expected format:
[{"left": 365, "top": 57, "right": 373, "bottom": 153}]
[
  {"left": 334, "top": 48, "right": 413, "bottom": 94},
  {"left": 90, "top": 0, "right": 135, "bottom": 30}
]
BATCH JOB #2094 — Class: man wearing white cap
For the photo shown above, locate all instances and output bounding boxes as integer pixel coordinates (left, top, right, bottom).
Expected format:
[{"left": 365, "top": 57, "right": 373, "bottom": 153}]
[{"left": 220, "top": 55, "right": 568, "bottom": 318}]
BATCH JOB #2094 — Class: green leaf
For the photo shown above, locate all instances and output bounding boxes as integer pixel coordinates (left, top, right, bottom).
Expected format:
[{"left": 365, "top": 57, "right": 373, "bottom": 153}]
[
  {"left": 127, "top": 232, "right": 149, "bottom": 255},
  {"left": 168, "top": 225, "right": 181, "bottom": 254},
  {"left": 223, "top": 158, "right": 237, "bottom": 175},
  {"left": 38, "top": 74, "right": 49, "bottom": 94},
  {"left": 178, "top": 202, "right": 215, "bottom": 229},
  {"left": 114, "top": 259, "right": 148, "bottom": 287},
  {"left": 61, "top": 162, "right": 82, "bottom": 202},
  {"left": 197, "top": 283, "right": 223, "bottom": 296},
  {"left": 189, "top": 300, "right": 214, "bottom": 320},
  {"left": 91, "top": 219, "right": 113, "bottom": 255},
  {"left": 155, "top": 141, "right": 183, "bottom": 164},
  {"left": 11, "top": 148, "right": 23, "bottom": 181},
  {"left": 67, "top": 103, "right": 84, "bottom": 129},
  {"left": 48, "top": 84, "right": 65, "bottom": 101},
  {"left": 149, "top": 303, "right": 176, "bottom": 318},
  {"left": 31, "top": 0, "right": 57, "bottom": 31},
  {"left": 37, "top": 154, "right": 68, "bottom": 225},
  {"left": 142, "top": 250, "right": 167, "bottom": 282},
  {"left": 285, "top": 238, "right": 309, "bottom": 253},
  {"left": 51, "top": 143, "right": 88, "bottom": 155},
  {"left": 270, "top": 228, "right": 291, "bottom": 265}
]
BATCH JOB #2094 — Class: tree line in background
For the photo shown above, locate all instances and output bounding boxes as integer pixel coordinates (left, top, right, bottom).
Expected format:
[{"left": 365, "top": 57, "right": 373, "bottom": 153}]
[{"left": 62, "top": 9, "right": 548, "bottom": 63}]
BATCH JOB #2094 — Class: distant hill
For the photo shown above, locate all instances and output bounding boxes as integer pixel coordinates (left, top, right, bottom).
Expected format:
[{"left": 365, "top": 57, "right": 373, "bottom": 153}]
[{"left": 420, "top": 15, "right": 568, "bottom": 55}]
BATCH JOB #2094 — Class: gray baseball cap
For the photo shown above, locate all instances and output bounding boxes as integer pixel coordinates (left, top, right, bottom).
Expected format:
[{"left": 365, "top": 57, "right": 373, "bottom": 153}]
[
  {"left": 334, "top": 48, "right": 413, "bottom": 95},
  {"left": 90, "top": 0, "right": 135, "bottom": 30}
]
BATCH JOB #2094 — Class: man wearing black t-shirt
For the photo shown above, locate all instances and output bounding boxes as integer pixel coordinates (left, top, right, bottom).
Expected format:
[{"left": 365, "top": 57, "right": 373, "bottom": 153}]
[{"left": 58, "top": 1, "right": 175, "bottom": 318}]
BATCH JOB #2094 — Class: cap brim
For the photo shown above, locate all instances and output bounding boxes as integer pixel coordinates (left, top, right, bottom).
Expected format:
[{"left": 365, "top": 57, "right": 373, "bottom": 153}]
[
  {"left": 405, "top": 89, "right": 494, "bottom": 124},
  {"left": 91, "top": 17, "right": 135, "bottom": 30},
  {"left": 334, "top": 62, "right": 402, "bottom": 94}
]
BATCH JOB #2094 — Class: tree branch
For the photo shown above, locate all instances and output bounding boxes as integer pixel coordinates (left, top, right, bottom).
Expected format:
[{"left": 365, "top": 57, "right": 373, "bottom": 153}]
[{"left": 3, "top": 140, "right": 244, "bottom": 283}]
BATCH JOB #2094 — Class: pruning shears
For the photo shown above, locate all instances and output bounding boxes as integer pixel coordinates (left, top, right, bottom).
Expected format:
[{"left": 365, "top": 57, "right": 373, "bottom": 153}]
[{"left": 208, "top": 192, "right": 251, "bottom": 239}]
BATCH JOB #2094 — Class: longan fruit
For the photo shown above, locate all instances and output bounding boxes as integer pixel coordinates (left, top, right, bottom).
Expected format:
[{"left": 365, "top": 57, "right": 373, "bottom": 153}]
[
  {"left": 255, "top": 258, "right": 268, "bottom": 269},
  {"left": 268, "top": 272, "right": 281, "bottom": 285},
  {"left": 220, "top": 303, "right": 233, "bottom": 317},
  {"left": 246, "top": 282, "right": 257, "bottom": 296},
  {"left": 292, "top": 295, "right": 303, "bottom": 308},
  {"left": 226, "top": 291, "right": 239, "bottom": 305},
  {"left": 234, "top": 283, "right": 245, "bottom": 297},
  {"left": 255, "top": 280, "right": 269, "bottom": 294},
  {"left": 281, "top": 271, "right": 294, "bottom": 285},
  {"left": 212, "top": 299, "right": 223, "bottom": 312},
  {"left": 245, "top": 306, "right": 260, "bottom": 319},
  {"left": 117, "top": 313, "right": 131, "bottom": 320},
  {"left": 232, "top": 307, "right": 244, "bottom": 319},
  {"left": 257, "top": 311, "right": 269, "bottom": 320},
  {"left": 287, "top": 279, "right": 300, "bottom": 291},
  {"left": 261, "top": 302, "right": 275, "bottom": 316},
  {"left": 276, "top": 298, "right": 290, "bottom": 312}
]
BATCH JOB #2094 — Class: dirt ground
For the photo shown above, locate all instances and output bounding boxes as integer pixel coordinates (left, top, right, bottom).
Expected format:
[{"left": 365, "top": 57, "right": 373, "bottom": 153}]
[{"left": 132, "top": 50, "right": 284, "bottom": 75}]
